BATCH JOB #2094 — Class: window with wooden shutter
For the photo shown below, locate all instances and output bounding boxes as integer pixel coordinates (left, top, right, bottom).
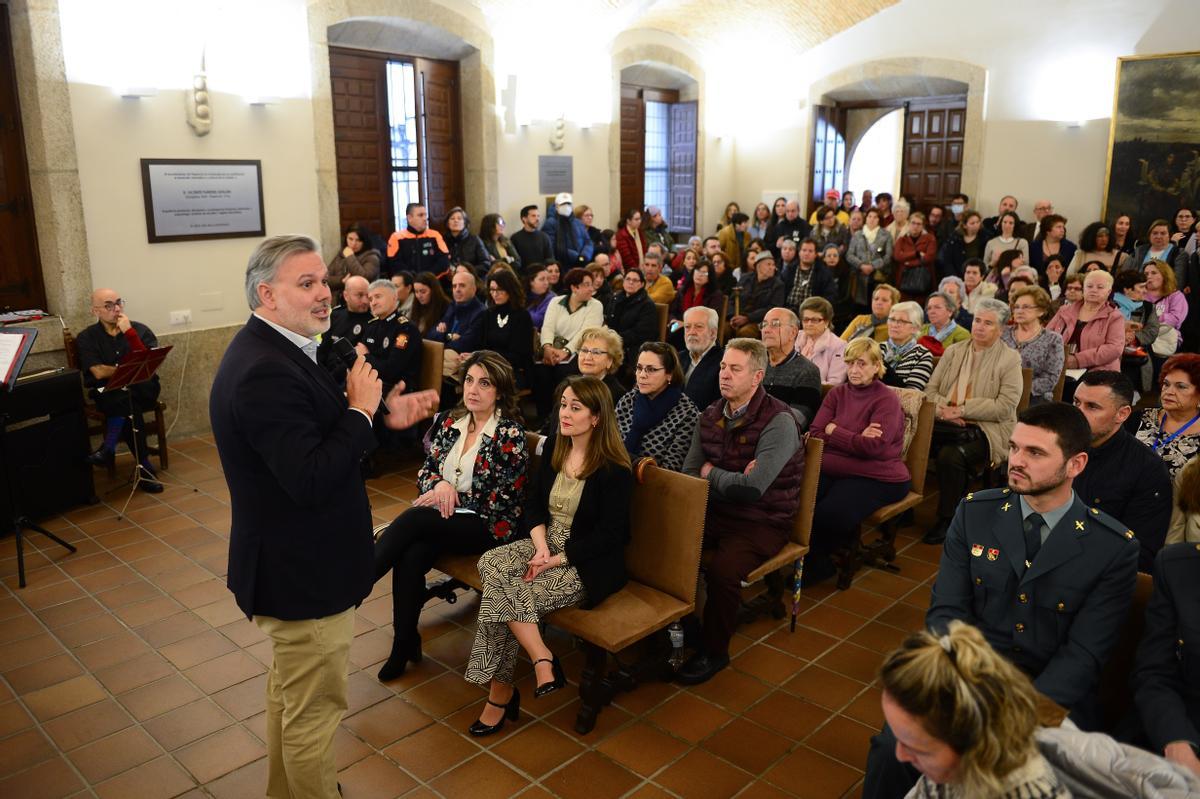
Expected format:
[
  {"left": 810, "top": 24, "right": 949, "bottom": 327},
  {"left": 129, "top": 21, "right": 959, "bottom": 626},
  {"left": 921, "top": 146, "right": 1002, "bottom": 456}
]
[
  {"left": 667, "top": 101, "right": 697, "bottom": 233},
  {"left": 329, "top": 47, "right": 464, "bottom": 237},
  {"left": 619, "top": 84, "right": 697, "bottom": 235}
]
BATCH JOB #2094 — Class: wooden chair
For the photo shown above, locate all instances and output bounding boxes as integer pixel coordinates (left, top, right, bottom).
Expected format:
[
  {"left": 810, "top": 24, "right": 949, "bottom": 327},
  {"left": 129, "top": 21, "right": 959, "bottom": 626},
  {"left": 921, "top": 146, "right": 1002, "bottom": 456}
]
[
  {"left": 654, "top": 303, "right": 669, "bottom": 342},
  {"left": 416, "top": 339, "right": 444, "bottom": 420},
  {"left": 429, "top": 436, "right": 710, "bottom": 734},
  {"left": 837, "top": 393, "right": 936, "bottom": 589},
  {"left": 1098, "top": 572, "right": 1154, "bottom": 731},
  {"left": 733, "top": 437, "right": 823, "bottom": 631},
  {"left": 1016, "top": 367, "right": 1033, "bottom": 413},
  {"left": 717, "top": 296, "right": 730, "bottom": 344},
  {"left": 820, "top": 383, "right": 834, "bottom": 398},
  {"left": 1052, "top": 341, "right": 1069, "bottom": 403},
  {"left": 62, "top": 328, "right": 169, "bottom": 472}
]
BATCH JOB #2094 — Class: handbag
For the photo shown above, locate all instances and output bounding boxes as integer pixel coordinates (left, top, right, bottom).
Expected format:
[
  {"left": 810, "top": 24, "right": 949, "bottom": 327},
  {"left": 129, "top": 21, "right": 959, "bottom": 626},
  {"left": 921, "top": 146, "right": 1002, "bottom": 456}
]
[
  {"left": 1152, "top": 325, "right": 1179, "bottom": 357},
  {"left": 899, "top": 263, "right": 932, "bottom": 295}
]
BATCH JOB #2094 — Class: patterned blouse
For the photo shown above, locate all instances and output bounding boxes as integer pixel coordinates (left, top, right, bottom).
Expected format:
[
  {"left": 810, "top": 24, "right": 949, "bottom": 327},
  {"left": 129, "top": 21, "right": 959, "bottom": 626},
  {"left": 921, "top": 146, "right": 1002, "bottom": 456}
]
[
  {"left": 614, "top": 390, "right": 700, "bottom": 472},
  {"left": 1128, "top": 407, "right": 1200, "bottom": 481},
  {"left": 418, "top": 412, "right": 529, "bottom": 541},
  {"left": 1002, "top": 327, "right": 1065, "bottom": 403}
]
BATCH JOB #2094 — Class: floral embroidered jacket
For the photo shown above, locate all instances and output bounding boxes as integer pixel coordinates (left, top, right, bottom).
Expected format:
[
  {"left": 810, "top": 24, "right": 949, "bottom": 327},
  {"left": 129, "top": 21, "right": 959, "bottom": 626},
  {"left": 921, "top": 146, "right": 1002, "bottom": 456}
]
[{"left": 418, "top": 413, "right": 529, "bottom": 541}]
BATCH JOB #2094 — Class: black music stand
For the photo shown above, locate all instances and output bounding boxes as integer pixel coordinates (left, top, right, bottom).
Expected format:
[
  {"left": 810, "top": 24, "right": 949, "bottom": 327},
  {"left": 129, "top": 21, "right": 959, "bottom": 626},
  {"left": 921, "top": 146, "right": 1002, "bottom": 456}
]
[
  {"left": 0, "top": 328, "right": 78, "bottom": 588},
  {"left": 98, "top": 346, "right": 175, "bottom": 517}
]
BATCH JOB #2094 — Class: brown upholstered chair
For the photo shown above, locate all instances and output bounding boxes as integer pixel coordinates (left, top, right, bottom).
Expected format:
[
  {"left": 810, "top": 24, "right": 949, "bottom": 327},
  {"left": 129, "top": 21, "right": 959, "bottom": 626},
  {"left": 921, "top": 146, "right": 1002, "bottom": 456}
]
[
  {"left": 1098, "top": 571, "right": 1154, "bottom": 732},
  {"left": 836, "top": 390, "right": 936, "bottom": 589},
  {"left": 430, "top": 432, "right": 710, "bottom": 734},
  {"left": 62, "top": 327, "right": 169, "bottom": 472}
]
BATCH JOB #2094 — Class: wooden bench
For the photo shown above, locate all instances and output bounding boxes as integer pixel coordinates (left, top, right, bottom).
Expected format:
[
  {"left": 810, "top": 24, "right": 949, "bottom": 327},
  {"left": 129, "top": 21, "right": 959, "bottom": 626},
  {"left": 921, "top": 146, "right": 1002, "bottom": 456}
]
[
  {"left": 417, "top": 339, "right": 444, "bottom": 419},
  {"left": 837, "top": 391, "right": 936, "bottom": 589},
  {"left": 427, "top": 439, "right": 709, "bottom": 734},
  {"left": 62, "top": 328, "right": 169, "bottom": 472},
  {"left": 654, "top": 303, "right": 669, "bottom": 342},
  {"left": 1098, "top": 571, "right": 1154, "bottom": 731}
]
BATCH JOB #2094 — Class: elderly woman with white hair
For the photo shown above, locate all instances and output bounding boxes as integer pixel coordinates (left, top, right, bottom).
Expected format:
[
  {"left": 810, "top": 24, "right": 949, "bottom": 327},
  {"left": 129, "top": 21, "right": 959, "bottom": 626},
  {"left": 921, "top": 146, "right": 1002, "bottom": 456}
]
[
  {"left": 922, "top": 297, "right": 1024, "bottom": 545},
  {"left": 1047, "top": 268, "right": 1124, "bottom": 378},
  {"left": 936, "top": 275, "right": 975, "bottom": 330},
  {"left": 921, "top": 291, "right": 971, "bottom": 351},
  {"left": 882, "top": 301, "right": 935, "bottom": 390},
  {"left": 885, "top": 198, "right": 911, "bottom": 243}
]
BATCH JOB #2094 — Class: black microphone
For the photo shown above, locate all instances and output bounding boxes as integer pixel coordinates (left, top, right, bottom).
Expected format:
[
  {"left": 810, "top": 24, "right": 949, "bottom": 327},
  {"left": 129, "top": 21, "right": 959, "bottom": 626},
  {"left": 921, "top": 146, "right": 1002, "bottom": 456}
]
[{"left": 332, "top": 337, "right": 388, "bottom": 416}]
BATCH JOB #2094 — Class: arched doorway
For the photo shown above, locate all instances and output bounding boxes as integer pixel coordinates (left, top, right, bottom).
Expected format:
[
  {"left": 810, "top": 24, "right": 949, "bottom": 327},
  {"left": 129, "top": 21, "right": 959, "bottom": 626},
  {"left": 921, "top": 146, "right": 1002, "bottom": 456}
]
[
  {"left": 809, "top": 59, "right": 985, "bottom": 211},
  {"left": 847, "top": 108, "right": 904, "bottom": 207},
  {"left": 618, "top": 61, "right": 699, "bottom": 234}
]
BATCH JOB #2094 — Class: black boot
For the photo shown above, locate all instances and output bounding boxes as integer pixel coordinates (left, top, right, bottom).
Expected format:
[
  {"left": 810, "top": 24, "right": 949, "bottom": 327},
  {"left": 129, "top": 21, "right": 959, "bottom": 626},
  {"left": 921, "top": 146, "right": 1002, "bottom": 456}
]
[{"left": 377, "top": 637, "right": 422, "bottom": 681}]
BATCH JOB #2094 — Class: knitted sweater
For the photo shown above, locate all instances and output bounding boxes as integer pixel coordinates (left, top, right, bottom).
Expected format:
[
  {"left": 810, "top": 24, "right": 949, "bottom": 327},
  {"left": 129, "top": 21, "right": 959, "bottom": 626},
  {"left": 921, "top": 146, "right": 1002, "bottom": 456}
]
[{"left": 810, "top": 379, "right": 910, "bottom": 483}]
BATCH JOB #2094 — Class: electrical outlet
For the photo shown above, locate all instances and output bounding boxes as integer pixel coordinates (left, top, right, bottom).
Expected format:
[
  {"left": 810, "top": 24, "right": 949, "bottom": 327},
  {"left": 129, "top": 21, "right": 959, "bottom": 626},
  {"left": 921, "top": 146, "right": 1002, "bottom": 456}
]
[{"left": 169, "top": 309, "right": 192, "bottom": 326}]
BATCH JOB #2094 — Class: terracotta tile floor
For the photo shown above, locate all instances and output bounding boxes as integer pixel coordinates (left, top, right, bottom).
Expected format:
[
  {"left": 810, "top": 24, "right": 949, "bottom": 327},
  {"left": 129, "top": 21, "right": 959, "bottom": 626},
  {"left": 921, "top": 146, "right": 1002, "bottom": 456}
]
[{"left": 0, "top": 435, "right": 952, "bottom": 798}]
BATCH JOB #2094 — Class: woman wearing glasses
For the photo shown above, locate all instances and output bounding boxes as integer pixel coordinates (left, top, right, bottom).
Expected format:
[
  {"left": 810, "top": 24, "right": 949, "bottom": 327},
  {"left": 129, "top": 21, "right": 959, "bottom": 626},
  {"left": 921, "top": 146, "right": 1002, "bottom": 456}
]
[
  {"left": 615, "top": 342, "right": 699, "bottom": 472},
  {"left": 1002, "top": 286, "right": 1064, "bottom": 405},
  {"left": 881, "top": 301, "right": 935, "bottom": 391}
]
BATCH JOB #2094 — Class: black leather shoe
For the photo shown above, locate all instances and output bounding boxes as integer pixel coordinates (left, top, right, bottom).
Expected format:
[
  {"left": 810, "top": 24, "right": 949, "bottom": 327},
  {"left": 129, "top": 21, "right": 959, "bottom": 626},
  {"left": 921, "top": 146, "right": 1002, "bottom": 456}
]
[
  {"left": 675, "top": 652, "right": 730, "bottom": 686},
  {"left": 532, "top": 655, "right": 565, "bottom": 698},
  {"left": 468, "top": 687, "right": 520, "bottom": 737},
  {"left": 921, "top": 520, "right": 950, "bottom": 546},
  {"left": 87, "top": 447, "right": 115, "bottom": 468},
  {"left": 377, "top": 638, "right": 423, "bottom": 682},
  {"left": 137, "top": 466, "right": 164, "bottom": 493}
]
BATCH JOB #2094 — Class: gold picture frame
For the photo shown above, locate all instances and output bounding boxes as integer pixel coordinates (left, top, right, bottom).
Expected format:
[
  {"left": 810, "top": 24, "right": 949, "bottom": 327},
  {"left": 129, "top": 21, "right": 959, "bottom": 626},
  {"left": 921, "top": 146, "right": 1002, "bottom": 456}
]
[{"left": 1101, "top": 50, "right": 1200, "bottom": 232}]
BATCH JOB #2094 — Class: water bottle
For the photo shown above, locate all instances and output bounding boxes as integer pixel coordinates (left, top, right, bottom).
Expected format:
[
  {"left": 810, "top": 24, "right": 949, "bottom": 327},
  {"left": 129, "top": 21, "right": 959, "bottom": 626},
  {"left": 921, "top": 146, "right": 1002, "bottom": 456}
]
[{"left": 667, "top": 621, "right": 685, "bottom": 669}]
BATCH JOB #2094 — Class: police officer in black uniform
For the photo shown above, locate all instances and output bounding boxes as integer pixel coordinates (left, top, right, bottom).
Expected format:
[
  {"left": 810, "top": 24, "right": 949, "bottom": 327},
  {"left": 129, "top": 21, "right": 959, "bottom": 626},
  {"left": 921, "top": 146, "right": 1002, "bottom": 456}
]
[
  {"left": 864, "top": 402, "right": 1139, "bottom": 799},
  {"left": 1133, "top": 543, "right": 1200, "bottom": 778},
  {"left": 317, "top": 274, "right": 373, "bottom": 375},
  {"left": 356, "top": 279, "right": 422, "bottom": 395}
]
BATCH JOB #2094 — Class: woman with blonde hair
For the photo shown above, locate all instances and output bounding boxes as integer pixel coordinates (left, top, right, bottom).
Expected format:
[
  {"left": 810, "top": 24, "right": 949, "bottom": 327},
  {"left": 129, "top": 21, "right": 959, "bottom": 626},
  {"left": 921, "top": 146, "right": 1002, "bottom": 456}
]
[
  {"left": 465, "top": 375, "right": 632, "bottom": 736},
  {"left": 879, "top": 621, "right": 1065, "bottom": 798}
]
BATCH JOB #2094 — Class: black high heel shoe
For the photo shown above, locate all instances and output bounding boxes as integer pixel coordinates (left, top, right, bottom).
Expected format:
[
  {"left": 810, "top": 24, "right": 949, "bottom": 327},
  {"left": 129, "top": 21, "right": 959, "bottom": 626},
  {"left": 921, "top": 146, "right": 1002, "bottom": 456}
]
[
  {"left": 377, "top": 637, "right": 423, "bottom": 682},
  {"left": 533, "top": 655, "right": 565, "bottom": 698},
  {"left": 469, "top": 687, "right": 521, "bottom": 737}
]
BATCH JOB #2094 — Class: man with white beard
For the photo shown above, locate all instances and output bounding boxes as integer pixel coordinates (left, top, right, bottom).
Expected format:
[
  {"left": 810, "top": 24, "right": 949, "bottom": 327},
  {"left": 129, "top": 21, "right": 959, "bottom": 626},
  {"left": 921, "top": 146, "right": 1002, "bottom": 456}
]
[{"left": 679, "top": 306, "right": 723, "bottom": 410}]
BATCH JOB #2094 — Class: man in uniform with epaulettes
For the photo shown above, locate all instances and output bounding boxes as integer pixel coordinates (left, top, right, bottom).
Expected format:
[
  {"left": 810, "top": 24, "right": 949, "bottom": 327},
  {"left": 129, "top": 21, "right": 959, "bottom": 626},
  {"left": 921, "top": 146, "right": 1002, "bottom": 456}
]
[
  {"left": 863, "top": 402, "right": 1139, "bottom": 799},
  {"left": 317, "top": 275, "right": 373, "bottom": 376}
]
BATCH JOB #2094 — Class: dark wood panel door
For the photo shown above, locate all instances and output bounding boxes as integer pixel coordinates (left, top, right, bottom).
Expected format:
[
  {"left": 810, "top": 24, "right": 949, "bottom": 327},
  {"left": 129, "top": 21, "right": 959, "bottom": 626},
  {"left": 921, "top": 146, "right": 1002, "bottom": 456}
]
[
  {"left": 619, "top": 85, "right": 645, "bottom": 226},
  {"left": 810, "top": 105, "right": 847, "bottom": 214},
  {"left": 668, "top": 101, "right": 697, "bottom": 233},
  {"left": 415, "top": 57, "right": 463, "bottom": 226},
  {"left": 900, "top": 96, "right": 966, "bottom": 212},
  {"left": 0, "top": 6, "right": 46, "bottom": 311},
  {"left": 329, "top": 48, "right": 392, "bottom": 238}
]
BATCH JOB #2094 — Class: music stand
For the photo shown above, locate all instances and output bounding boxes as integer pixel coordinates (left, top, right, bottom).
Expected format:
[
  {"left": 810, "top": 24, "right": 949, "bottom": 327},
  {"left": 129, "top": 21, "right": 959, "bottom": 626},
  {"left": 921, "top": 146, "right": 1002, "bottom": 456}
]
[
  {"left": 0, "top": 328, "right": 78, "bottom": 588},
  {"left": 98, "top": 346, "right": 176, "bottom": 517}
]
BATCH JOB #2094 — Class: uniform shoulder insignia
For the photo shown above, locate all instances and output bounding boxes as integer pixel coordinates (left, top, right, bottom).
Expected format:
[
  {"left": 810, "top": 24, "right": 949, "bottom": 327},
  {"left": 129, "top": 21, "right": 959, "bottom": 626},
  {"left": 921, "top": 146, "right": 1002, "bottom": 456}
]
[
  {"left": 1086, "top": 506, "right": 1135, "bottom": 539},
  {"left": 964, "top": 488, "right": 1008, "bottom": 503}
]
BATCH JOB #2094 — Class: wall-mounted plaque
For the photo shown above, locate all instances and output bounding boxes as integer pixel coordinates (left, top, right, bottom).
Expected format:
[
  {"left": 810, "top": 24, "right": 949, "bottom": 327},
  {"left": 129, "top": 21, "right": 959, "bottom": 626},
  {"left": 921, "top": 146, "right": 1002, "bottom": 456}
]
[{"left": 141, "top": 159, "right": 266, "bottom": 243}]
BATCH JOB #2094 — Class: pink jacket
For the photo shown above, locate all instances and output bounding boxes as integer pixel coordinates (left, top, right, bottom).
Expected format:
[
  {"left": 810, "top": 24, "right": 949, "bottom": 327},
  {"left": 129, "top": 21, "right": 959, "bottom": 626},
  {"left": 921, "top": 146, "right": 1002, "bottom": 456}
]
[
  {"left": 1047, "top": 301, "right": 1124, "bottom": 371},
  {"left": 796, "top": 328, "right": 848, "bottom": 385}
]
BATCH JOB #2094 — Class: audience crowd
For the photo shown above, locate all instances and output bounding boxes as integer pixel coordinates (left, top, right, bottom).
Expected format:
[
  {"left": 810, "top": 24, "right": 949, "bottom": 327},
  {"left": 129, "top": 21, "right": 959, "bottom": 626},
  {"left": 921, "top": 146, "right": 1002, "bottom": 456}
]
[{"left": 240, "top": 187, "right": 1200, "bottom": 791}]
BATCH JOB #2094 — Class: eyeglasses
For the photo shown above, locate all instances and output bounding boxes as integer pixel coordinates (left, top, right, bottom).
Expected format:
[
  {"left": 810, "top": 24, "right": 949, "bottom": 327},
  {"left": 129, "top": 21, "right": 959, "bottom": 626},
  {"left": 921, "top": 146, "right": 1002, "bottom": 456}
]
[
  {"left": 95, "top": 299, "right": 125, "bottom": 311},
  {"left": 887, "top": 317, "right": 913, "bottom": 325},
  {"left": 762, "top": 320, "right": 791, "bottom": 329},
  {"left": 578, "top": 347, "right": 609, "bottom": 357},
  {"left": 800, "top": 316, "right": 826, "bottom": 325},
  {"left": 634, "top": 364, "right": 664, "bottom": 374},
  {"left": 1011, "top": 304, "right": 1038, "bottom": 312},
  {"left": 488, "top": 287, "right": 507, "bottom": 294}
]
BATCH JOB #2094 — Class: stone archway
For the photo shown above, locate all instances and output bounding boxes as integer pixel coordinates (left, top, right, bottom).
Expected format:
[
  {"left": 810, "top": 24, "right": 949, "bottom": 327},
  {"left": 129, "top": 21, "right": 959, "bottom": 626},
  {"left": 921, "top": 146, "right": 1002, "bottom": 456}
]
[
  {"left": 611, "top": 35, "right": 706, "bottom": 233},
  {"left": 808, "top": 58, "right": 987, "bottom": 202},
  {"left": 307, "top": 1, "right": 499, "bottom": 255}
]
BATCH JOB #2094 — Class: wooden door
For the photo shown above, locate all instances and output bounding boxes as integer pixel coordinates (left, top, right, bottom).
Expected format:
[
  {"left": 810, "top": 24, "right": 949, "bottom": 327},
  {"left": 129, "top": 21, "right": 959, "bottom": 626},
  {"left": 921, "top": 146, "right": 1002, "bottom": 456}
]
[
  {"left": 668, "top": 101, "right": 697, "bottom": 233},
  {"left": 0, "top": 6, "right": 46, "bottom": 311},
  {"left": 901, "top": 97, "right": 966, "bottom": 211},
  {"left": 414, "top": 58, "right": 464, "bottom": 226},
  {"left": 619, "top": 84, "right": 645, "bottom": 226},
  {"left": 329, "top": 48, "right": 393, "bottom": 239}
]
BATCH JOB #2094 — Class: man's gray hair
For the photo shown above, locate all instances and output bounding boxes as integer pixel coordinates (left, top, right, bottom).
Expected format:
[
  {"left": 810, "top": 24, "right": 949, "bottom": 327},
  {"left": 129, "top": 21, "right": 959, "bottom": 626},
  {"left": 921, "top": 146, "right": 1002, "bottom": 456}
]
[
  {"left": 926, "top": 290, "right": 958, "bottom": 315},
  {"left": 245, "top": 235, "right": 319, "bottom": 310},
  {"left": 975, "top": 297, "right": 1011, "bottom": 325},
  {"left": 643, "top": 249, "right": 663, "bottom": 264},
  {"left": 683, "top": 305, "right": 719, "bottom": 332},
  {"left": 725, "top": 337, "right": 768, "bottom": 373},
  {"left": 369, "top": 279, "right": 396, "bottom": 293}
]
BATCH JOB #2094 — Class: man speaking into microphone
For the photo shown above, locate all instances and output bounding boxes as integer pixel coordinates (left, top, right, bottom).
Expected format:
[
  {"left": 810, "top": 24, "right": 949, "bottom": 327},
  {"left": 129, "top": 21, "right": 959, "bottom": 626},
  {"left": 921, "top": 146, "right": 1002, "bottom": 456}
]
[{"left": 210, "top": 235, "right": 436, "bottom": 799}]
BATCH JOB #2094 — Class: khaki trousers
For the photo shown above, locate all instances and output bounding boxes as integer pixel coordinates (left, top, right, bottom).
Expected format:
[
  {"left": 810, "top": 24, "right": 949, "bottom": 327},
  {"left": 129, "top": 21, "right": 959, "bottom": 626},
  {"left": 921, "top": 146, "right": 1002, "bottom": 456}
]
[{"left": 254, "top": 608, "right": 355, "bottom": 799}]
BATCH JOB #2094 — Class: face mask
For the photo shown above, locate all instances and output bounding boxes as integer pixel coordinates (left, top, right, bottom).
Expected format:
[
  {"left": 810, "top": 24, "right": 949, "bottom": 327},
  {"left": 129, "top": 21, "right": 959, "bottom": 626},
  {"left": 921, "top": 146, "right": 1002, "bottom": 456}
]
[
  {"left": 558, "top": 204, "right": 572, "bottom": 217},
  {"left": 950, "top": 203, "right": 965, "bottom": 215}
]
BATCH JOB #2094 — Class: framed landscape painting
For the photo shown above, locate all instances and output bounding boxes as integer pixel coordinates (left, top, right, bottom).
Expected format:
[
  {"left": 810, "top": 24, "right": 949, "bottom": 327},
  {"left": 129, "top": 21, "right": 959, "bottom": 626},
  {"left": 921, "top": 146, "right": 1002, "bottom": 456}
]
[{"left": 1102, "top": 51, "right": 1200, "bottom": 233}]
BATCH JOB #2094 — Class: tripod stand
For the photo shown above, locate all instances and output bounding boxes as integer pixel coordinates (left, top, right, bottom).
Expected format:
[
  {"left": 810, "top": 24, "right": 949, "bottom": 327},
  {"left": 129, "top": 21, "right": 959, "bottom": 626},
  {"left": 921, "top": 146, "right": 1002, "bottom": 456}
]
[{"left": 0, "top": 328, "right": 77, "bottom": 588}]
